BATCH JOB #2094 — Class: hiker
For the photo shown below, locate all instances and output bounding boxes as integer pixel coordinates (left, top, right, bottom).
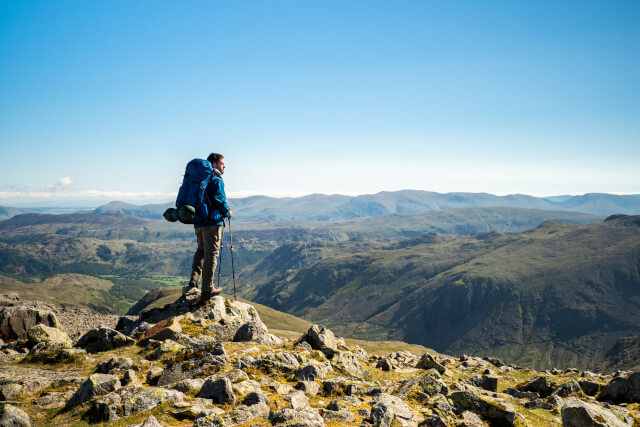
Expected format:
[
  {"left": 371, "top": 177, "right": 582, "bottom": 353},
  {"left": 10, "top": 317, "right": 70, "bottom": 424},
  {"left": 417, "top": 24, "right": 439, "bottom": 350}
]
[{"left": 187, "top": 152, "right": 232, "bottom": 303}]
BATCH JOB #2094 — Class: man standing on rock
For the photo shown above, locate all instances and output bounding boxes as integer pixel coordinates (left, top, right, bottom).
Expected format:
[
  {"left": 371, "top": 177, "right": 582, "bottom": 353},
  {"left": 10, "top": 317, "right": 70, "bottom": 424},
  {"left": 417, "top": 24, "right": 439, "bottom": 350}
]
[{"left": 187, "top": 152, "right": 232, "bottom": 304}]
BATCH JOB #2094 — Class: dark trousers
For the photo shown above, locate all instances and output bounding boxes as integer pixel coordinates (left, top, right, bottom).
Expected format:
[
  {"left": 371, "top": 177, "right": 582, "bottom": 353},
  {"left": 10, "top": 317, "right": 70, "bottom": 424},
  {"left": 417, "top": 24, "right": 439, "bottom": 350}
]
[{"left": 189, "top": 225, "right": 222, "bottom": 297}]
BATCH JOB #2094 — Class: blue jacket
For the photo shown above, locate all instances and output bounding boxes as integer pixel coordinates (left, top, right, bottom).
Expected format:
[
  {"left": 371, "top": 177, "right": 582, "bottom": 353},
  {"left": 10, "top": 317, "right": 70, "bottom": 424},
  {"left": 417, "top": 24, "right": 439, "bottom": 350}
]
[{"left": 195, "top": 170, "right": 230, "bottom": 227}]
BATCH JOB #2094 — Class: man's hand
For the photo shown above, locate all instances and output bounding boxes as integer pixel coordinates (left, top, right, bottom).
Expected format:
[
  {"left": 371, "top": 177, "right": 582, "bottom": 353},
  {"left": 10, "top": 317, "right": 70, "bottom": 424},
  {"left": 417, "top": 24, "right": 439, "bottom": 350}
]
[{"left": 228, "top": 210, "right": 233, "bottom": 219}]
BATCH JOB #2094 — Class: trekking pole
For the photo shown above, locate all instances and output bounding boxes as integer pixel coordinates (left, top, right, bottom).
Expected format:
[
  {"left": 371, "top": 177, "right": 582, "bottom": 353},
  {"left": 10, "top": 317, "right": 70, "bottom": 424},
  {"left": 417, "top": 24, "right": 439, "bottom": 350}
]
[
  {"left": 217, "top": 225, "right": 224, "bottom": 289},
  {"left": 228, "top": 217, "right": 237, "bottom": 301}
]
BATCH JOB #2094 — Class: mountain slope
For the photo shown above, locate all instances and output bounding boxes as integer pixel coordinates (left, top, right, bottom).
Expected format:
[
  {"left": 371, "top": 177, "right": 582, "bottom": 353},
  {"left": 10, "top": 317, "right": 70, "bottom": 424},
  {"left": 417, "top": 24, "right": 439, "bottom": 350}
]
[{"left": 245, "top": 215, "right": 640, "bottom": 370}]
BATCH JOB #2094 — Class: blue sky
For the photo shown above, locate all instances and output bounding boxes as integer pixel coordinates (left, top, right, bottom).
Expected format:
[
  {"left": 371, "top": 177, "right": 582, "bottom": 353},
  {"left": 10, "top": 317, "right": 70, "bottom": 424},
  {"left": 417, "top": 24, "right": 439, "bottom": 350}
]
[{"left": 1, "top": 1, "right": 639, "bottom": 206}]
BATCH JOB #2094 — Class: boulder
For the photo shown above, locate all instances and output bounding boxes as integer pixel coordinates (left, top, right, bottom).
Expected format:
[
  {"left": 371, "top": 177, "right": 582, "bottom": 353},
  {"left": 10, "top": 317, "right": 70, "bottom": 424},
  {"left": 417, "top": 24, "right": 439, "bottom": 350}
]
[
  {"left": 295, "top": 324, "right": 338, "bottom": 357},
  {"left": 579, "top": 379, "right": 601, "bottom": 396},
  {"left": 196, "top": 377, "right": 236, "bottom": 404},
  {"left": 156, "top": 346, "right": 228, "bottom": 386},
  {"left": 255, "top": 350, "right": 303, "bottom": 373},
  {"left": 553, "top": 380, "right": 582, "bottom": 397},
  {"left": 96, "top": 357, "right": 134, "bottom": 374},
  {"left": 517, "top": 375, "right": 558, "bottom": 398},
  {"left": 330, "top": 351, "right": 369, "bottom": 378},
  {"left": 469, "top": 374, "right": 498, "bottom": 392},
  {"left": 393, "top": 369, "right": 448, "bottom": 403},
  {"left": 76, "top": 326, "right": 135, "bottom": 353},
  {"left": 296, "top": 380, "right": 321, "bottom": 396},
  {"left": 121, "top": 369, "right": 141, "bottom": 387},
  {"left": 173, "top": 378, "right": 205, "bottom": 393},
  {"left": 284, "top": 390, "right": 309, "bottom": 409},
  {"left": 66, "top": 373, "right": 121, "bottom": 408},
  {"left": 295, "top": 361, "right": 333, "bottom": 381},
  {"left": 233, "top": 321, "right": 283, "bottom": 345},
  {"left": 598, "top": 371, "right": 640, "bottom": 403},
  {"left": 186, "top": 297, "right": 276, "bottom": 343},
  {"left": 88, "top": 387, "right": 184, "bottom": 422},
  {"left": 270, "top": 407, "right": 325, "bottom": 426},
  {"left": 450, "top": 391, "right": 516, "bottom": 426},
  {"left": 322, "top": 409, "right": 354, "bottom": 423},
  {"left": 415, "top": 353, "right": 446, "bottom": 374},
  {"left": 561, "top": 396, "right": 627, "bottom": 427},
  {"left": 26, "top": 324, "right": 72, "bottom": 349},
  {"left": 142, "top": 316, "right": 183, "bottom": 342},
  {"left": 370, "top": 393, "right": 420, "bottom": 426},
  {"left": 0, "top": 307, "right": 60, "bottom": 341},
  {"left": 0, "top": 404, "right": 32, "bottom": 427}
]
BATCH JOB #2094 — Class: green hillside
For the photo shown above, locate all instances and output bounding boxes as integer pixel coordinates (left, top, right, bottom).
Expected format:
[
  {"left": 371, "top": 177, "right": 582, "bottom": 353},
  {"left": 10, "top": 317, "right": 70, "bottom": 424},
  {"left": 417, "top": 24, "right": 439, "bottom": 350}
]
[{"left": 244, "top": 215, "right": 640, "bottom": 371}]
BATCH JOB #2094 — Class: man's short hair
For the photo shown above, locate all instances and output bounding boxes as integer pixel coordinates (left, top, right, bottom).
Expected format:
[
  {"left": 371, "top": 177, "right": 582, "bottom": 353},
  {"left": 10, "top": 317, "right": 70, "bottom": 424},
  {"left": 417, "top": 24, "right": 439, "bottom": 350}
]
[{"left": 207, "top": 153, "right": 224, "bottom": 164}]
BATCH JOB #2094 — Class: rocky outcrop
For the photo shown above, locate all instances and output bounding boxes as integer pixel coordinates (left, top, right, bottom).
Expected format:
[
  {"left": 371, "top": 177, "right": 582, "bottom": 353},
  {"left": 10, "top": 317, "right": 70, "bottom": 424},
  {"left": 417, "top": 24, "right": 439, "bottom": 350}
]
[
  {"left": 0, "top": 307, "right": 60, "bottom": 341},
  {"left": 27, "top": 324, "right": 72, "bottom": 350},
  {"left": 87, "top": 387, "right": 185, "bottom": 422},
  {"left": 0, "top": 404, "right": 32, "bottom": 427},
  {"left": 3, "top": 290, "right": 640, "bottom": 427},
  {"left": 562, "top": 396, "right": 627, "bottom": 427},
  {"left": 598, "top": 371, "right": 640, "bottom": 403},
  {"left": 65, "top": 373, "right": 121, "bottom": 408},
  {"left": 76, "top": 325, "right": 135, "bottom": 353}
]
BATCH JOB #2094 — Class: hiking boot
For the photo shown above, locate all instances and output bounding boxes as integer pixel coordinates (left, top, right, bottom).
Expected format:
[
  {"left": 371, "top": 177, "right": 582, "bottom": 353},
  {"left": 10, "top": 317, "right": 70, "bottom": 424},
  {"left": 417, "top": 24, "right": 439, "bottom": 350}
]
[{"left": 199, "top": 287, "right": 223, "bottom": 305}]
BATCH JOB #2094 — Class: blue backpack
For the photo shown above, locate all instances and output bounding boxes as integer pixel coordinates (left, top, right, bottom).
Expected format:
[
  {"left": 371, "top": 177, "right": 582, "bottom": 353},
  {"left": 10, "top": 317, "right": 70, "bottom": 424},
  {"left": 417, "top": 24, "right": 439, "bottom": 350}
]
[{"left": 175, "top": 158, "right": 214, "bottom": 224}]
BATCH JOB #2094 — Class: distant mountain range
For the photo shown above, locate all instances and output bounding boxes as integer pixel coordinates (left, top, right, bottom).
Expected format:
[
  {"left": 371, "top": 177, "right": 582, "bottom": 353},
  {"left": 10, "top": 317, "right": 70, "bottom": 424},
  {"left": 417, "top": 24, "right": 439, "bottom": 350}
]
[
  {"left": 2, "top": 190, "right": 640, "bottom": 221},
  {"left": 81, "top": 191, "right": 640, "bottom": 220}
]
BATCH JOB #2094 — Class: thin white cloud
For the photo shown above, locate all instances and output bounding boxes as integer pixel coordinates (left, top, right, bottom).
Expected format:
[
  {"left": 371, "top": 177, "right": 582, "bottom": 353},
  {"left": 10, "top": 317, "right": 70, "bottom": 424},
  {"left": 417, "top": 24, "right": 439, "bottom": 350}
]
[
  {"left": 40, "top": 176, "right": 74, "bottom": 191},
  {"left": 0, "top": 190, "right": 175, "bottom": 201}
]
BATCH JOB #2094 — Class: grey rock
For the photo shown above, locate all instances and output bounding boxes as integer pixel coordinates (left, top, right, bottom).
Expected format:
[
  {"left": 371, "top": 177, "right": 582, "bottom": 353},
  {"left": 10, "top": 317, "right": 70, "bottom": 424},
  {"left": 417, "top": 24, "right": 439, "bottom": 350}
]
[
  {"left": 193, "top": 414, "right": 225, "bottom": 426},
  {"left": 255, "top": 350, "right": 302, "bottom": 373},
  {"left": 224, "top": 402, "right": 270, "bottom": 425},
  {"left": 517, "top": 375, "right": 558, "bottom": 398},
  {"left": 295, "top": 324, "right": 338, "bottom": 357},
  {"left": 450, "top": 391, "right": 516, "bottom": 426},
  {"left": 415, "top": 353, "right": 446, "bottom": 374},
  {"left": 270, "top": 407, "right": 325, "bottom": 426},
  {"left": 88, "top": 387, "right": 184, "bottom": 422},
  {"left": 393, "top": 369, "right": 448, "bottom": 403},
  {"left": 233, "top": 320, "right": 283, "bottom": 345},
  {"left": 470, "top": 375, "right": 498, "bottom": 392},
  {"left": 598, "top": 371, "right": 640, "bottom": 403},
  {"left": 196, "top": 377, "right": 236, "bottom": 404},
  {"left": 376, "top": 357, "right": 393, "bottom": 371},
  {"left": 0, "top": 307, "right": 60, "bottom": 341},
  {"left": 96, "top": 357, "right": 134, "bottom": 374},
  {"left": 370, "top": 393, "right": 419, "bottom": 426},
  {"left": 322, "top": 409, "right": 354, "bottom": 422},
  {"left": 330, "top": 351, "right": 368, "bottom": 378},
  {"left": 322, "top": 377, "right": 350, "bottom": 396},
  {"left": 173, "top": 378, "right": 205, "bottom": 393},
  {"left": 157, "top": 354, "right": 229, "bottom": 386},
  {"left": 122, "top": 369, "right": 141, "bottom": 387},
  {"left": 554, "top": 380, "right": 582, "bottom": 397},
  {"left": 295, "top": 362, "right": 333, "bottom": 381},
  {"left": 0, "top": 383, "right": 23, "bottom": 400},
  {"left": 284, "top": 390, "right": 309, "bottom": 409},
  {"left": 76, "top": 326, "right": 135, "bottom": 353},
  {"left": 562, "top": 396, "right": 627, "bottom": 427},
  {"left": 579, "top": 379, "right": 601, "bottom": 396},
  {"left": 140, "top": 415, "right": 164, "bottom": 427},
  {"left": 419, "top": 415, "right": 449, "bottom": 427},
  {"left": 0, "top": 404, "right": 32, "bottom": 427},
  {"left": 296, "top": 381, "right": 321, "bottom": 396},
  {"left": 26, "top": 324, "right": 72, "bottom": 350},
  {"left": 66, "top": 373, "right": 121, "bottom": 408}
]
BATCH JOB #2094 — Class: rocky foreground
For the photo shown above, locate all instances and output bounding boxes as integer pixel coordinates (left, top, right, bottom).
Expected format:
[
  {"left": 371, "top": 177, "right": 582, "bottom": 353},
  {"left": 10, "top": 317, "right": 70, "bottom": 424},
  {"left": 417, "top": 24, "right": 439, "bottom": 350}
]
[{"left": 1, "top": 290, "right": 640, "bottom": 426}]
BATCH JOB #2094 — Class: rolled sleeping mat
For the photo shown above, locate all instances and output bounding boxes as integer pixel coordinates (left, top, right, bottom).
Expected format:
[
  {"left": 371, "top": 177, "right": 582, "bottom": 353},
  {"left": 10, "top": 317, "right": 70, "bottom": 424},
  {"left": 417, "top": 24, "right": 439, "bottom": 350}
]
[
  {"left": 163, "top": 208, "right": 179, "bottom": 222},
  {"left": 178, "top": 205, "right": 196, "bottom": 224}
]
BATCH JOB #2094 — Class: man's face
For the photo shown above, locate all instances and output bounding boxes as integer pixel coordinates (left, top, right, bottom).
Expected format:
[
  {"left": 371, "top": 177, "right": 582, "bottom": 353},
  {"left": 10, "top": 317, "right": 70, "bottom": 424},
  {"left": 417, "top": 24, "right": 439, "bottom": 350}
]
[{"left": 213, "top": 158, "right": 226, "bottom": 174}]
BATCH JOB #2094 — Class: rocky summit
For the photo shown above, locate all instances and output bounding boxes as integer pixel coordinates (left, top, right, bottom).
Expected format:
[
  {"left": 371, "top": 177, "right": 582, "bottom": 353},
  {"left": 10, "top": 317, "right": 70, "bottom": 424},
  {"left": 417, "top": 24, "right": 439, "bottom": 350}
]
[{"left": 1, "top": 290, "right": 640, "bottom": 426}]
